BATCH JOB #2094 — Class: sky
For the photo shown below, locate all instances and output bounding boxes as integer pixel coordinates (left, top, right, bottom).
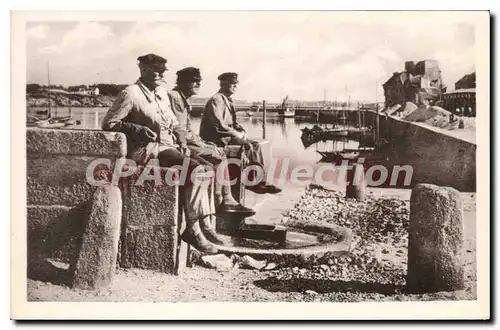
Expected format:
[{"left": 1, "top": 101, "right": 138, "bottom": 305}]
[{"left": 26, "top": 17, "right": 476, "bottom": 103}]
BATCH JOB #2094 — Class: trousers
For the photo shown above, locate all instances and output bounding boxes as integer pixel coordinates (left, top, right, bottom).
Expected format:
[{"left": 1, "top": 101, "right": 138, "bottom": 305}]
[{"left": 157, "top": 148, "right": 215, "bottom": 224}]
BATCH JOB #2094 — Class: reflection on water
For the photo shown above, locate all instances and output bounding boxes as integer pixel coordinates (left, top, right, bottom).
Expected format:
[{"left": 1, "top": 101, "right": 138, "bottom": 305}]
[{"left": 29, "top": 107, "right": 368, "bottom": 165}]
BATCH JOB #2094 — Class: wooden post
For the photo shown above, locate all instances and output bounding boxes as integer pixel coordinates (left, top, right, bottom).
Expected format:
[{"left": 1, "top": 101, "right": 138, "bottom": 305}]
[
  {"left": 375, "top": 103, "right": 380, "bottom": 148},
  {"left": 357, "top": 103, "right": 362, "bottom": 128},
  {"left": 262, "top": 100, "right": 266, "bottom": 139}
]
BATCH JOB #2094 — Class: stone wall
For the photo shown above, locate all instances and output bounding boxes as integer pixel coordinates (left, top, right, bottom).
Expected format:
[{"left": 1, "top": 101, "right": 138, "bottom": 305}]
[
  {"left": 365, "top": 112, "right": 476, "bottom": 192},
  {"left": 26, "top": 128, "right": 186, "bottom": 281}
]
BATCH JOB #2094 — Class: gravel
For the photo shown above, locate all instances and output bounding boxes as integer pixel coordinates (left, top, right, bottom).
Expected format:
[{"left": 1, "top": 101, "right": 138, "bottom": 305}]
[{"left": 272, "top": 186, "right": 410, "bottom": 289}]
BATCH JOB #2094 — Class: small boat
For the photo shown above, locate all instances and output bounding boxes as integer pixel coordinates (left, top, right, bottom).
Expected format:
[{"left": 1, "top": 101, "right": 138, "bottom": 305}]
[
  {"left": 35, "top": 120, "right": 66, "bottom": 129},
  {"left": 278, "top": 96, "right": 295, "bottom": 118},
  {"left": 51, "top": 116, "right": 72, "bottom": 123},
  {"left": 63, "top": 119, "right": 82, "bottom": 126},
  {"left": 317, "top": 150, "right": 360, "bottom": 162},
  {"left": 278, "top": 107, "right": 295, "bottom": 118}
]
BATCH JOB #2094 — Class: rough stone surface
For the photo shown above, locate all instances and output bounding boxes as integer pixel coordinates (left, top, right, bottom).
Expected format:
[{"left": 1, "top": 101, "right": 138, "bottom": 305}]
[
  {"left": 27, "top": 155, "right": 113, "bottom": 206},
  {"left": 122, "top": 167, "right": 179, "bottom": 227},
  {"left": 27, "top": 204, "right": 87, "bottom": 263},
  {"left": 26, "top": 128, "right": 127, "bottom": 157},
  {"left": 407, "top": 184, "right": 465, "bottom": 293},
  {"left": 121, "top": 225, "right": 178, "bottom": 274},
  {"left": 71, "top": 185, "right": 122, "bottom": 290}
]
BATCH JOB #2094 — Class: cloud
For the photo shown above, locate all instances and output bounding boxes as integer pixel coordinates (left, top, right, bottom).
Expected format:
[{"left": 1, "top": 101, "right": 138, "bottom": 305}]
[
  {"left": 26, "top": 24, "right": 50, "bottom": 39},
  {"left": 40, "top": 22, "right": 114, "bottom": 54},
  {"left": 26, "top": 19, "right": 478, "bottom": 101}
]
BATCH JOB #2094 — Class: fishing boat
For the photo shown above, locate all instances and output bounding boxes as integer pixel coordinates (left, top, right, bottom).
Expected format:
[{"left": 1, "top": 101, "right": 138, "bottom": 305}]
[
  {"left": 30, "top": 62, "right": 82, "bottom": 129},
  {"left": 246, "top": 104, "right": 260, "bottom": 117},
  {"left": 277, "top": 95, "right": 295, "bottom": 118},
  {"left": 278, "top": 107, "right": 295, "bottom": 118},
  {"left": 317, "top": 150, "right": 359, "bottom": 162}
]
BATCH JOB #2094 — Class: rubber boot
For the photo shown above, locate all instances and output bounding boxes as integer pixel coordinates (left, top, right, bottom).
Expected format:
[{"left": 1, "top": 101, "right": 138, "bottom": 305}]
[
  {"left": 200, "top": 216, "right": 228, "bottom": 246},
  {"left": 181, "top": 221, "right": 218, "bottom": 254}
]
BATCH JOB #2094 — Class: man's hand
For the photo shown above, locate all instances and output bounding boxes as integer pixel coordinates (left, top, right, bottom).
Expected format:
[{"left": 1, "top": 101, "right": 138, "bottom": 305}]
[
  {"left": 236, "top": 130, "right": 246, "bottom": 140},
  {"left": 242, "top": 139, "right": 253, "bottom": 150},
  {"left": 234, "top": 123, "right": 245, "bottom": 132},
  {"left": 142, "top": 127, "right": 157, "bottom": 142},
  {"left": 180, "top": 145, "right": 191, "bottom": 157}
]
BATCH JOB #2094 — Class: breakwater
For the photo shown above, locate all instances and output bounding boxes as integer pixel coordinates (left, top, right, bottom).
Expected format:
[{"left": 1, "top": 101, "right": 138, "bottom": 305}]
[{"left": 365, "top": 111, "right": 476, "bottom": 192}]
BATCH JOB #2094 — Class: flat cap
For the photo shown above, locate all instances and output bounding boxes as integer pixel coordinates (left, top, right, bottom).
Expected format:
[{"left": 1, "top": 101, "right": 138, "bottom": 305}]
[
  {"left": 218, "top": 72, "right": 239, "bottom": 84},
  {"left": 176, "top": 67, "right": 202, "bottom": 82},
  {"left": 137, "top": 53, "right": 168, "bottom": 71}
]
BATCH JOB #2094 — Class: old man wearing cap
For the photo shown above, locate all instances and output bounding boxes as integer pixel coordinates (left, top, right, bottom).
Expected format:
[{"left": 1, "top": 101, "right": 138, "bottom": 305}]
[
  {"left": 102, "top": 53, "right": 222, "bottom": 254},
  {"left": 167, "top": 67, "right": 256, "bottom": 244},
  {"left": 200, "top": 72, "right": 281, "bottom": 194}
]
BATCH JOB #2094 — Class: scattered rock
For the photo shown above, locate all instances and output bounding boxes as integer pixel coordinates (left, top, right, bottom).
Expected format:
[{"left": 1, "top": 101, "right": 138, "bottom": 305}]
[
  {"left": 263, "top": 262, "right": 277, "bottom": 271},
  {"left": 200, "top": 254, "right": 233, "bottom": 271},
  {"left": 305, "top": 290, "right": 318, "bottom": 295},
  {"left": 239, "top": 255, "right": 267, "bottom": 270},
  {"left": 292, "top": 267, "right": 299, "bottom": 274},
  {"left": 382, "top": 249, "right": 390, "bottom": 254}
]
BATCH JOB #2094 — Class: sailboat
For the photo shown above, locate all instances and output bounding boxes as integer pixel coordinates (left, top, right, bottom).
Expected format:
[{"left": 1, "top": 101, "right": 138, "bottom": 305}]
[
  {"left": 277, "top": 95, "right": 295, "bottom": 118},
  {"left": 34, "top": 62, "right": 81, "bottom": 129},
  {"left": 246, "top": 104, "right": 259, "bottom": 117}
]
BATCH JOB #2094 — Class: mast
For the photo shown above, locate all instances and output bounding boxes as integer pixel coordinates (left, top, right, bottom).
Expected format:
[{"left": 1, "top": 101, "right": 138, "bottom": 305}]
[{"left": 47, "top": 62, "right": 51, "bottom": 119}]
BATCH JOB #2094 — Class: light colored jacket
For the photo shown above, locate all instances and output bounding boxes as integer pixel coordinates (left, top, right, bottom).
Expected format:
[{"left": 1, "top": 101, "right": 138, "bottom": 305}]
[{"left": 102, "top": 80, "right": 186, "bottom": 164}]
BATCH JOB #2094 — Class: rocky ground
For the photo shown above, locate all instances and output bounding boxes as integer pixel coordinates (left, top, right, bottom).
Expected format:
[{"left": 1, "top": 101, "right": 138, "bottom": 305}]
[
  {"left": 27, "top": 187, "right": 477, "bottom": 302},
  {"left": 27, "top": 91, "right": 115, "bottom": 108}
]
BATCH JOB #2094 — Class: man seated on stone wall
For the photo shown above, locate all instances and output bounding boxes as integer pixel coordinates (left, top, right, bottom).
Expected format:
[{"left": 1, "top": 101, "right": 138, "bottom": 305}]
[
  {"left": 166, "top": 67, "right": 256, "bottom": 245},
  {"left": 102, "top": 53, "right": 226, "bottom": 254},
  {"left": 200, "top": 72, "right": 281, "bottom": 195}
]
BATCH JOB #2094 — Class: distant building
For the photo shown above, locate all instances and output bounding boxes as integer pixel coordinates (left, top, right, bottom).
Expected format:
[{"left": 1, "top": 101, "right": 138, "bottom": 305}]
[
  {"left": 69, "top": 85, "right": 100, "bottom": 95},
  {"left": 455, "top": 72, "right": 475, "bottom": 90},
  {"left": 383, "top": 60, "right": 445, "bottom": 109},
  {"left": 438, "top": 72, "right": 476, "bottom": 117}
]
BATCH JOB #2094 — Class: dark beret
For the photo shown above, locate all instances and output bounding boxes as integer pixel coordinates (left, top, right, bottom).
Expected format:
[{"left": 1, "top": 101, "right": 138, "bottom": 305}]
[
  {"left": 176, "top": 67, "right": 202, "bottom": 82},
  {"left": 218, "top": 72, "right": 239, "bottom": 84},
  {"left": 137, "top": 53, "right": 168, "bottom": 71}
]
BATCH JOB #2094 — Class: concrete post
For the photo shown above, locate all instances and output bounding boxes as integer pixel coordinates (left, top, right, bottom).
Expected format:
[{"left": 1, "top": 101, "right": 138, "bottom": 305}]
[
  {"left": 407, "top": 184, "right": 465, "bottom": 293},
  {"left": 345, "top": 163, "right": 366, "bottom": 201},
  {"left": 71, "top": 185, "right": 122, "bottom": 290}
]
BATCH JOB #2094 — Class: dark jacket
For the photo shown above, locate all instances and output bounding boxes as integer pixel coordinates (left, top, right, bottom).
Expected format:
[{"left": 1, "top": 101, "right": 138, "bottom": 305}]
[
  {"left": 199, "top": 91, "right": 243, "bottom": 145},
  {"left": 167, "top": 88, "right": 204, "bottom": 147}
]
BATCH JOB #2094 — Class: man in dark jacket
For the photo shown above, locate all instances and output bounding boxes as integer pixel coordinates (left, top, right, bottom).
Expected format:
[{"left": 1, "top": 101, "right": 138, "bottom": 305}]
[
  {"left": 168, "top": 67, "right": 255, "bottom": 244},
  {"left": 200, "top": 72, "right": 281, "bottom": 194},
  {"left": 102, "top": 53, "right": 220, "bottom": 253}
]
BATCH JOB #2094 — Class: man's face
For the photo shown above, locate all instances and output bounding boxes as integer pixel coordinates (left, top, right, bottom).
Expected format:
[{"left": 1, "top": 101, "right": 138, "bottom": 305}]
[
  {"left": 187, "top": 80, "right": 201, "bottom": 95},
  {"left": 140, "top": 64, "right": 166, "bottom": 87},
  {"left": 222, "top": 81, "right": 238, "bottom": 95}
]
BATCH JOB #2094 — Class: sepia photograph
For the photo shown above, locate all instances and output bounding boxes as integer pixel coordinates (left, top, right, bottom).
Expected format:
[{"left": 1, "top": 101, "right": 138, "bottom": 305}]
[{"left": 11, "top": 10, "right": 490, "bottom": 320}]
